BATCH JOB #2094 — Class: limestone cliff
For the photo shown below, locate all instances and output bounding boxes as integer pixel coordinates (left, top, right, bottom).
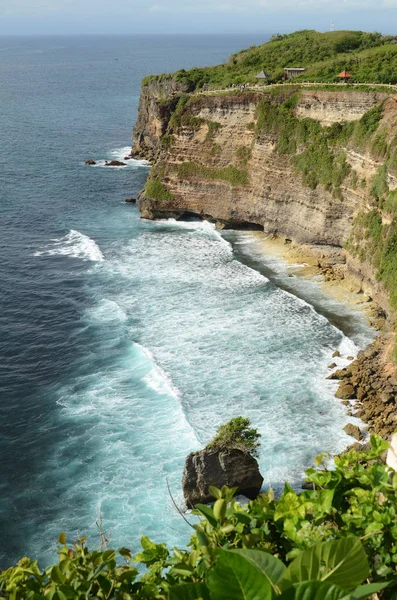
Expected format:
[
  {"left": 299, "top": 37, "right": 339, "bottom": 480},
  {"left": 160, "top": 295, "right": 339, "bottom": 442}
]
[{"left": 132, "top": 83, "right": 397, "bottom": 438}]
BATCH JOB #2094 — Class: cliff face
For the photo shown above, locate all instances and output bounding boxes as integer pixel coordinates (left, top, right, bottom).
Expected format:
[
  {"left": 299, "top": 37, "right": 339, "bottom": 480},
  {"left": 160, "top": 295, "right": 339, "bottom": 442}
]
[
  {"left": 134, "top": 88, "right": 389, "bottom": 299},
  {"left": 132, "top": 85, "right": 397, "bottom": 436}
]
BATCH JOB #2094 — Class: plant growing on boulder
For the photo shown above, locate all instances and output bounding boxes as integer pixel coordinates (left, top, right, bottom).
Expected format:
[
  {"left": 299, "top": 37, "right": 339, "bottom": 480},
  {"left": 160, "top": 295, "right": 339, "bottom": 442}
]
[{"left": 205, "top": 417, "right": 261, "bottom": 457}]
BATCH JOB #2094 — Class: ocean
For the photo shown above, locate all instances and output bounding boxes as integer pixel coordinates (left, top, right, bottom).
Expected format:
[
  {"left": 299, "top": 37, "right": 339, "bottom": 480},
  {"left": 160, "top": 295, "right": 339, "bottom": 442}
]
[{"left": 0, "top": 34, "right": 373, "bottom": 567}]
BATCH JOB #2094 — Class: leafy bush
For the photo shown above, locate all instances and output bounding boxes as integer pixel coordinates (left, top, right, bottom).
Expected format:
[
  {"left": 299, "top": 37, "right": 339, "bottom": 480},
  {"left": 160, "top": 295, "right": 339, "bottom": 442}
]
[
  {"left": 3, "top": 436, "right": 397, "bottom": 599},
  {"left": 371, "top": 164, "right": 389, "bottom": 202},
  {"left": 385, "top": 190, "right": 397, "bottom": 216},
  {"left": 160, "top": 134, "right": 174, "bottom": 149},
  {"left": 144, "top": 179, "right": 174, "bottom": 201},
  {"left": 347, "top": 210, "right": 397, "bottom": 310},
  {"left": 235, "top": 146, "right": 252, "bottom": 165},
  {"left": 205, "top": 416, "right": 261, "bottom": 457},
  {"left": 177, "top": 162, "right": 248, "bottom": 185},
  {"left": 353, "top": 104, "right": 384, "bottom": 146},
  {"left": 205, "top": 121, "right": 222, "bottom": 141}
]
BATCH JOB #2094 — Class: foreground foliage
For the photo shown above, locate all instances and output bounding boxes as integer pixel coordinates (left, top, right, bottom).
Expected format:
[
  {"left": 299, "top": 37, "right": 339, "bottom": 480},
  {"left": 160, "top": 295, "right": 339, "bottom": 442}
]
[{"left": 2, "top": 435, "right": 397, "bottom": 599}]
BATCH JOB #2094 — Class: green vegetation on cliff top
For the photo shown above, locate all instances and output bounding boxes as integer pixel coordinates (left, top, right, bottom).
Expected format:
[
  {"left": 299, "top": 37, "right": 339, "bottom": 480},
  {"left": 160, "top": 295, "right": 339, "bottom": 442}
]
[
  {"left": 143, "top": 30, "right": 397, "bottom": 91},
  {"left": 3, "top": 435, "right": 397, "bottom": 598}
]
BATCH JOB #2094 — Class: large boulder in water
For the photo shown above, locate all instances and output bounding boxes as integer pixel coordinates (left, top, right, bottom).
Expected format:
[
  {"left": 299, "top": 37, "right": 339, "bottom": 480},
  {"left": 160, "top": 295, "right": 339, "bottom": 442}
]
[
  {"left": 85, "top": 158, "right": 96, "bottom": 165},
  {"left": 182, "top": 447, "right": 263, "bottom": 507}
]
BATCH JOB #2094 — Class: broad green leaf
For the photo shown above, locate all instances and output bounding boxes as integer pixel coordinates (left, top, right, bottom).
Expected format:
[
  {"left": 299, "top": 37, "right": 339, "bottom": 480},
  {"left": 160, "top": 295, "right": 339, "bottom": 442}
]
[
  {"left": 207, "top": 549, "right": 273, "bottom": 600},
  {"left": 50, "top": 565, "right": 65, "bottom": 585},
  {"left": 230, "top": 549, "right": 286, "bottom": 593},
  {"left": 141, "top": 536, "right": 157, "bottom": 550},
  {"left": 169, "top": 563, "right": 195, "bottom": 577},
  {"left": 369, "top": 434, "right": 389, "bottom": 455},
  {"left": 102, "top": 550, "right": 116, "bottom": 561},
  {"left": 97, "top": 574, "right": 112, "bottom": 597},
  {"left": 351, "top": 581, "right": 392, "bottom": 599},
  {"left": 208, "top": 486, "right": 222, "bottom": 500},
  {"left": 169, "top": 582, "right": 210, "bottom": 600},
  {"left": 194, "top": 526, "right": 209, "bottom": 547},
  {"left": 282, "top": 537, "right": 369, "bottom": 590},
  {"left": 195, "top": 505, "right": 218, "bottom": 528},
  {"left": 58, "top": 533, "right": 66, "bottom": 545},
  {"left": 279, "top": 581, "right": 349, "bottom": 600}
]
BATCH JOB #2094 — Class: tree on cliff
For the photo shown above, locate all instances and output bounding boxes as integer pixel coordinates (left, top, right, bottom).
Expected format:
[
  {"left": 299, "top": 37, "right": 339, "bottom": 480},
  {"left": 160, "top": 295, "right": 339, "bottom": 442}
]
[{"left": 205, "top": 416, "right": 261, "bottom": 457}]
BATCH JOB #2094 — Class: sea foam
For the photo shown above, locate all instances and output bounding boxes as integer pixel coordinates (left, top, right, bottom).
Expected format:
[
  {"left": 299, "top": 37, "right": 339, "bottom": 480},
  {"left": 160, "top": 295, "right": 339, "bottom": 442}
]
[
  {"left": 34, "top": 230, "right": 104, "bottom": 262},
  {"left": 88, "top": 146, "right": 151, "bottom": 169}
]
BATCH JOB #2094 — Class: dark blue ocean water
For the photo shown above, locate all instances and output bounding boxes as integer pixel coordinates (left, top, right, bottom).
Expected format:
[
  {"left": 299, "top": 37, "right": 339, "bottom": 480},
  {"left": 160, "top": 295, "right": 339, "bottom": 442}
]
[{"left": 0, "top": 34, "right": 373, "bottom": 568}]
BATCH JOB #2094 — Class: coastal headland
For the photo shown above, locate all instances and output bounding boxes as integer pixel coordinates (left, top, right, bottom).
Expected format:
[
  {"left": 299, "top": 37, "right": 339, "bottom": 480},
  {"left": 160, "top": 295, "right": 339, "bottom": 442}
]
[{"left": 131, "top": 30, "right": 397, "bottom": 440}]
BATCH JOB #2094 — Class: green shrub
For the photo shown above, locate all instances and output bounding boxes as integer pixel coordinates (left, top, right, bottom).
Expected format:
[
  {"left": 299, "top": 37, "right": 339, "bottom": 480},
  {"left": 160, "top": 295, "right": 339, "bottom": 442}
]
[
  {"left": 371, "top": 132, "right": 388, "bottom": 159},
  {"left": 353, "top": 103, "right": 384, "bottom": 146},
  {"left": 235, "top": 146, "right": 252, "bottom": 164},
  {"left": 144, "top": 179, "right": 174, "bottom": 201},
  {"left": 371, "top": 164, "right": 389, "bottom": 201},
  {"left": 377, "top": 221, "right": 397, "bottom": 308},
  {"left": 385, "top": 190, "right": 397, "bottom": 215},
  {"left": 160, "top": 134, "right": 174, "bottom": 148},
  {"left": 168, "top": 95, "right": 191, "bottom": 131},
  {"left": 210, "top": 144, "right": 221, "bottom": 156},
  {"left": 205, "top": 120, "right": 222, "bottom": 141},
  {"left": 347, "top": 210, "right": 397, "bottom": 310},
  {"left": 178, "top": 162, "right": 248, "bottom": 185},
  {"left": 205, "top": 416, "right": 261, "bottom": 456}
]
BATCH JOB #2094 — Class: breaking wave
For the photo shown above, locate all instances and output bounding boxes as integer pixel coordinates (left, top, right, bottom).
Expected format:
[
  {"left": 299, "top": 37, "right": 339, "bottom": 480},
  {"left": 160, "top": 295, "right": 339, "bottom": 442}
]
[{"left": 34, "top": 230, "right": 104, "bottom": 262}]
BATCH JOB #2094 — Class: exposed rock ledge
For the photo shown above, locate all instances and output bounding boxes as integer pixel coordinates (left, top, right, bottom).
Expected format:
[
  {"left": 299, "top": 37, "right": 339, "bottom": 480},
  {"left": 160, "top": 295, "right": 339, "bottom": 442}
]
[
  {"left": 331, "top": 334, "right": 397, "bottom": 440},
  {"left": 182, "top": 448, "right": 264, "bottom": 507}
]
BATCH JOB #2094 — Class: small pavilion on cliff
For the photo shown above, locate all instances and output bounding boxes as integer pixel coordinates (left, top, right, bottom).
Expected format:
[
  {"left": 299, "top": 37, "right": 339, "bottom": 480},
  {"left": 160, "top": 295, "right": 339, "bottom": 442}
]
[
  {"left": 255, "top": 70, "right": 270, "bottom": 81},
  {"left": 338, "top": 70, "right": 352, "bottom": 83}
]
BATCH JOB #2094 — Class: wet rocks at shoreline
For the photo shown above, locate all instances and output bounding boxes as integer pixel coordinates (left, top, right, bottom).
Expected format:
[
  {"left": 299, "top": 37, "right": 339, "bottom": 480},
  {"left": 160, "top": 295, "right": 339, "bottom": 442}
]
[
  {"left": 330, "top": 334, "right": 397, "bottom": 439},
  {"left": 343, "top": 423, "right": 364, "bottom": 441}
]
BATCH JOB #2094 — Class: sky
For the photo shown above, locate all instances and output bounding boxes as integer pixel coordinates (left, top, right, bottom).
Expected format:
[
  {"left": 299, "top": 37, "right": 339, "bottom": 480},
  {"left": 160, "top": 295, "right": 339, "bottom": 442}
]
[{"left": 0, "top": 0, "right": 396, "bottom": 35}]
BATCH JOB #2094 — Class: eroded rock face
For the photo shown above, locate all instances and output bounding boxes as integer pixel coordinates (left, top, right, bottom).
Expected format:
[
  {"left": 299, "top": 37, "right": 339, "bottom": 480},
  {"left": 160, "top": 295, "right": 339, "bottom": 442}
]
[{"left": 182, "top": 448, "right": 264, "bottom": 507}]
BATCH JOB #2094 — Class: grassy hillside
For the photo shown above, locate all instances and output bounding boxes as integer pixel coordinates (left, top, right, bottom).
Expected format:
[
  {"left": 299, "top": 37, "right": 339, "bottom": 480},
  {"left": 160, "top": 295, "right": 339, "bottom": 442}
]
[{"left": 143, "top": 30, "right": 397, "bottom": 90}]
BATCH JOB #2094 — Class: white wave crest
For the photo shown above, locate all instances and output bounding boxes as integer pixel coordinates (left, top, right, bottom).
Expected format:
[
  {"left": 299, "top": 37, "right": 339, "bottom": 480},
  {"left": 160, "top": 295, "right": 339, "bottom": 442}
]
[
  {"left": 135, "top": 343, "right": 181, "bottom": 399},
  {"left": 34, "top": 230, "right": 104, "bottom": 262}
]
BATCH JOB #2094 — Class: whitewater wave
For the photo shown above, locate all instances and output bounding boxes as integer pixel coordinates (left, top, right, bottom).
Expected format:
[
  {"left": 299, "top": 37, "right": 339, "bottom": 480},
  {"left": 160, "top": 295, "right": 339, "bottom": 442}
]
[
  {"left": 34, "top": 230, "right": 104, "bottom": 262},
  {"left": 86, "top": 299, "right": 128, "bottom": 323},
  {"left": 135, "top": 343, "right": 181, "bottom": 399},
  {"left": 88, "top": 146, "right": 151, "bottom": 169}
]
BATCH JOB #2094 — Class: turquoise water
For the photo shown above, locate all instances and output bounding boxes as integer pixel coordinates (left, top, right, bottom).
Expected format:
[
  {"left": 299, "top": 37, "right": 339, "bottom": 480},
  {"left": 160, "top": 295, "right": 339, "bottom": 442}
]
[{"left": 0, "top": 35, "right": 373, "bottom": 567}]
